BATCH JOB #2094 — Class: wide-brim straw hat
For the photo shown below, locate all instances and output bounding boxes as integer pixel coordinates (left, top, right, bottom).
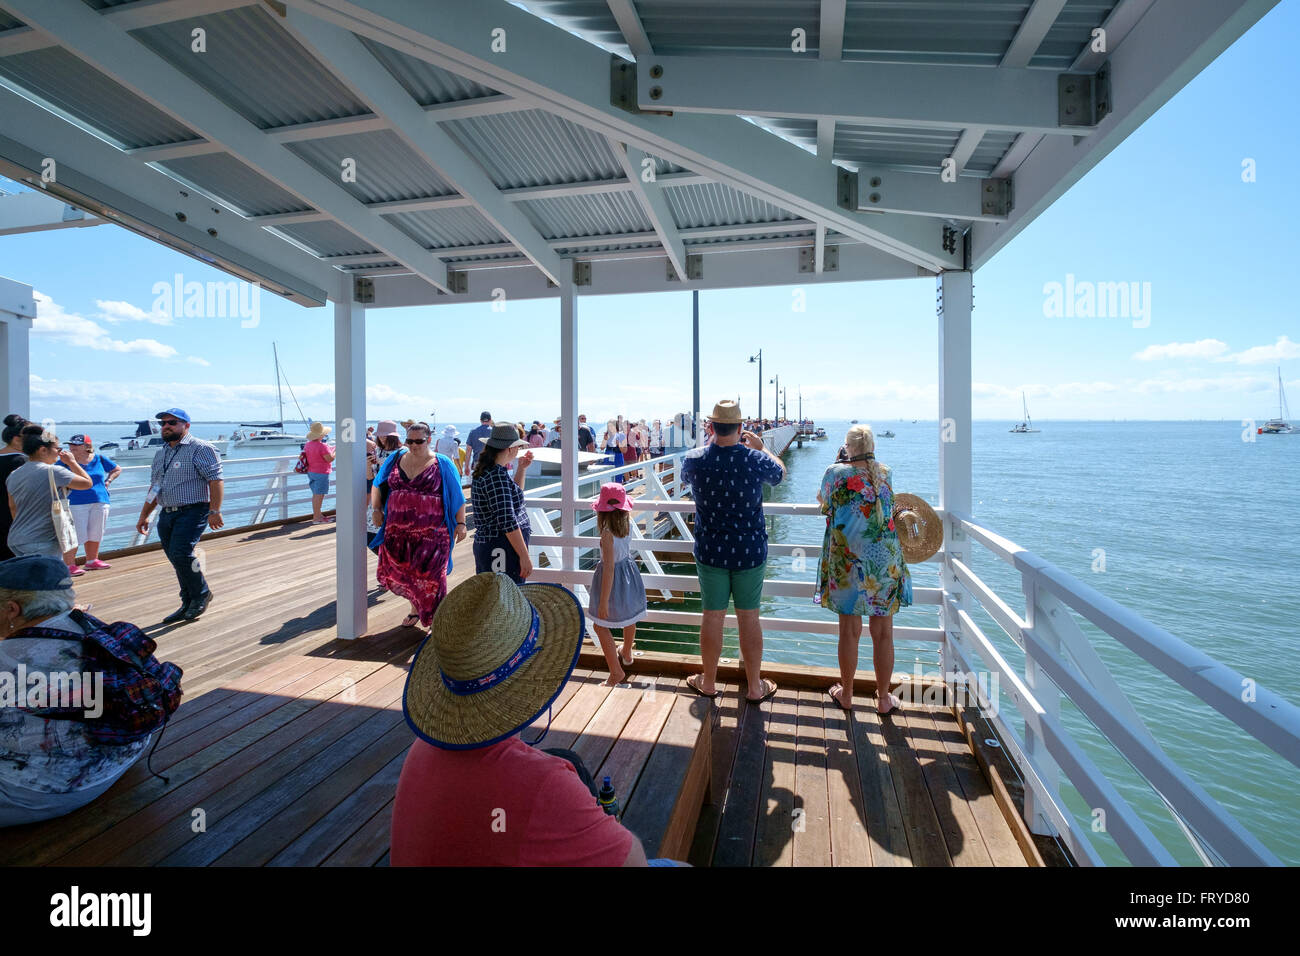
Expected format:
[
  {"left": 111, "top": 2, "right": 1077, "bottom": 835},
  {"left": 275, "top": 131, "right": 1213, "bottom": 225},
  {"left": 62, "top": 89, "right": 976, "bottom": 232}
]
[
  {"left": 892, "top": 493, "right": 943, "bottom": 563},
  {"left": 404, "top": 573, "right": 585, "bottom": 750},
  {"left": 306, "top": 422, "right": 331, "bottom": 441},
  {"left": 709, "top": 400, "right": 742, "bottom": 424}
]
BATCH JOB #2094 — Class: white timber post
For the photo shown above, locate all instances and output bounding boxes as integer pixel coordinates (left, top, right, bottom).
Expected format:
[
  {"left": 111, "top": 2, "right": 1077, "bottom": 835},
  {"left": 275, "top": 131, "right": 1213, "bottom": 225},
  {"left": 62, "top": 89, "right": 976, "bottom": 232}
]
[
  {"left": 0, "top": 276, "right": 35, "bottom": 418},
  {"left": 559, "top": 265, "right": 578, "bottom": 574},
  {"left": 937, "top": 270, "right": 972, "bottom": 683},
  {"left": 333, "top": 274, "right": 367, "bottom": 640}
]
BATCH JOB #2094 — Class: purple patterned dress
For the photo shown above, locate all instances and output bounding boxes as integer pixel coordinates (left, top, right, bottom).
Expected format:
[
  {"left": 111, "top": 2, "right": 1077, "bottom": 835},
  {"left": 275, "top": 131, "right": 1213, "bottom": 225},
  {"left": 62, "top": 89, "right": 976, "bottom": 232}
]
[{"left": 377, "top": 457, "right": 450, "bottom": 626}]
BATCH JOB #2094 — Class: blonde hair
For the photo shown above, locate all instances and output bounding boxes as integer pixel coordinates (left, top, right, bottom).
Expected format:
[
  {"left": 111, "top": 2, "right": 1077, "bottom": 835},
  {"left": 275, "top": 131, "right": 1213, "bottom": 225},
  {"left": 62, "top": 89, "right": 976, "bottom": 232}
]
[
  {"left": 597, "top": 509, "right": 630, "bottom": 538},
  {"left": 844, "top": 424, "right": 886, "bottom": 493}
]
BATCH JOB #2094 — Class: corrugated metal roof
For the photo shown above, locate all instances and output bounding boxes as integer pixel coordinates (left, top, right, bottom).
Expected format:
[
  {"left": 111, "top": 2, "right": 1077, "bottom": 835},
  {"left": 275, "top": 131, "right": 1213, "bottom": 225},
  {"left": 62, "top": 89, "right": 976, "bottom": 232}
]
[
  {"left": 665, "top": 182, "right": 800, "bottom": 228},
  {"left": 687, "top": 230, "right": 815, "bottom": 246},
  {"left": 360, "top": 36, "right": 500, "bottom": 104},
  {"left": 385, "top": 207, "right": 508, "bottom": 249},
  {"left": 553, "top": 240, "right": 661, "bottom": 255},
  {"left": 160, "top": 153, "right": 311, "bottom": 217},
  {"left": 273, "top": 220, "right": 380, "bottom": 258},
  {"left": 442, "top": 110, "right": 623, "bottom": 189},
  {"left": 1030, "top": 1, "right": 1120, "bottom": 68},
  {"left": 833, "top": 124, "right": 962, "bottom": 172},
  {"left": 518, "top": 192, "right": 653, "bottom": 239},
  {"left": 0, "top": 47, "right": 196, "bottom": 149},
  {"left": 129, "top": 5, "right": 368, "bottom": 130},
  {"left": 286, "top": 130, "right": 455, "bottom": 204}
]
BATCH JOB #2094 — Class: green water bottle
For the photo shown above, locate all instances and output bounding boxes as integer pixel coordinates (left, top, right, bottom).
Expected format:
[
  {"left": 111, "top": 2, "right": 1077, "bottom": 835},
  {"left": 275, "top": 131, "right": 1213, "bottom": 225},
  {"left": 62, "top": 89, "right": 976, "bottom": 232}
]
[{"left": 597, "top": 775, "right": 620, "bottom": 817}]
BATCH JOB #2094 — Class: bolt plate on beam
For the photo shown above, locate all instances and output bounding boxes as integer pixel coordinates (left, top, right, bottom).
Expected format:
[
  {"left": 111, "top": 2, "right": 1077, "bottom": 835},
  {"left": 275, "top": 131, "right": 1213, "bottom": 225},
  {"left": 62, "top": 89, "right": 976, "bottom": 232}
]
[
  {"left": 836, "top": 167, "right": 857, "bottom": 211},
  {"left": 980, "top": 178, "right": 1012, "bottom": 217},
  {"left": 666, "top": 254, "right": 702, "bottom": 281},
  {"left": 573, "top": 260, "right": 592, "bottom": 286},
  {"left": 798, "top": 245, "right": 837, "bottom": 273},
  {"left": 447, "top": 269, "right": 468, "bottom": 294},
  {"left": 352, "top": 276, "right": 374, "bottom": 303}
]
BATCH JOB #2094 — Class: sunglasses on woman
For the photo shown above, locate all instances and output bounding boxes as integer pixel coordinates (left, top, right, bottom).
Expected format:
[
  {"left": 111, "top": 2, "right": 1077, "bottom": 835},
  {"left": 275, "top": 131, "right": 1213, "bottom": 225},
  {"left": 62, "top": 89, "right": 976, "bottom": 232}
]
[{"left": 404, "top": 437, "right": 427, "bottom": 445}]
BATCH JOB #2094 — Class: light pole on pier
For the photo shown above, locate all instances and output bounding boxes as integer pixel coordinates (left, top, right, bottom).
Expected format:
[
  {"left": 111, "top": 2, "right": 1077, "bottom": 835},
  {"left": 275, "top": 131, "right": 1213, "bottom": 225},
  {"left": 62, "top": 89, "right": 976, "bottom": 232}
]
[
  {"left": 748, "top": 349, "right": 762, "bottom": 420},
  {"left": 769, "top": 374, "right": 779, "bottom": 422}
]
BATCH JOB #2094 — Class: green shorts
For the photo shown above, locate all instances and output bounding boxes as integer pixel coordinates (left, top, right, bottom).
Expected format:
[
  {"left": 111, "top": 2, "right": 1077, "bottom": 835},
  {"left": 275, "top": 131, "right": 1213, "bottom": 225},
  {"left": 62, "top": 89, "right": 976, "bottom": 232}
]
[{"left": 697, "top": 562, "right": 766, "bottom": 611}]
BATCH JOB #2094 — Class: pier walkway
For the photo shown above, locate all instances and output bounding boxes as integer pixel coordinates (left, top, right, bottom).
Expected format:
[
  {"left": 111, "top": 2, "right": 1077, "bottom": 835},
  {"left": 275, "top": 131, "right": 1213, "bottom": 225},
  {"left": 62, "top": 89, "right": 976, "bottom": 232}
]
[{"left": 0, "top": 518, "right": 1037, "bottom": 867}]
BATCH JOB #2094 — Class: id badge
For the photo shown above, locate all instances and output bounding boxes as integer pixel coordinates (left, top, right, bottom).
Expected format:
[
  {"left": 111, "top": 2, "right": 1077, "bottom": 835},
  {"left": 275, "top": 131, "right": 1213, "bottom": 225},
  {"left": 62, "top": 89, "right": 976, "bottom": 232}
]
[{"left": 146, "top": 482, "right": 161, "bottom": 504}]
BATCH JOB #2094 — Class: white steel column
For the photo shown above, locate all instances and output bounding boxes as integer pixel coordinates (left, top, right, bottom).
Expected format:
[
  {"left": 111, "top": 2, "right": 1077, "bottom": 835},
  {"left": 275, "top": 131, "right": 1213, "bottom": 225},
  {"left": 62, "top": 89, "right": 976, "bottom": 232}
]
[
  {"left": 559, "top": 266, "right": 578, "bottom": 572},
  {"left": 938, "top": 270, "right": 972, "bottom": 673},
  {"left": 333, "top": 274, "right": 367, "bottom": 639},
  {"left": 0, "top": 276, "right": 35, "bottom": 417}
]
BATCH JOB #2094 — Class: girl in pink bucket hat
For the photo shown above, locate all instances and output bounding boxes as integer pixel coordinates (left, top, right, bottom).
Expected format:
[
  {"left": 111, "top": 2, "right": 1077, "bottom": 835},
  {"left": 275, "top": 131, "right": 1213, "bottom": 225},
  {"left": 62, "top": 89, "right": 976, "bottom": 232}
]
[{"left": 588, "top": 482, "right": 647, "bottom": 685}]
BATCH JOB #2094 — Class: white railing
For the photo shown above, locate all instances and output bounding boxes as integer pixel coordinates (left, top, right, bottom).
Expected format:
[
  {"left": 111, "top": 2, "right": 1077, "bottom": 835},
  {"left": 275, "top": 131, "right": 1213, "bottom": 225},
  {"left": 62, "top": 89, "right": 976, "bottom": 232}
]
[
  {"left": 522, "top": 448, "right": 946, "bottom": 660},
  {"left": 101, "top": 455, "right": 335, "bottom": 550},
  {"left": 942, "top": 510, "right": 1300, "bottom": 867}
]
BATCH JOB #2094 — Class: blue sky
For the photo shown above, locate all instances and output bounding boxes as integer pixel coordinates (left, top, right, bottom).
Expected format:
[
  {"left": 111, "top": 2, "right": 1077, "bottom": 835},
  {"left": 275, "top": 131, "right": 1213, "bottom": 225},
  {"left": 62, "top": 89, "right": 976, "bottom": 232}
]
[{"left": 2, "top": 1, "right": 1296, "bottom": 425}]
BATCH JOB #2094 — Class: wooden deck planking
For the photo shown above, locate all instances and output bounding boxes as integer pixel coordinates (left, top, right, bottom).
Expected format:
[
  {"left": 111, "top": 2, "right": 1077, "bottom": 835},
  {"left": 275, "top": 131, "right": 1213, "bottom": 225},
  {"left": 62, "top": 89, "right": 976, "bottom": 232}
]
[{"left": 0, "top": 522, "right": 1033, "bottom": 868}]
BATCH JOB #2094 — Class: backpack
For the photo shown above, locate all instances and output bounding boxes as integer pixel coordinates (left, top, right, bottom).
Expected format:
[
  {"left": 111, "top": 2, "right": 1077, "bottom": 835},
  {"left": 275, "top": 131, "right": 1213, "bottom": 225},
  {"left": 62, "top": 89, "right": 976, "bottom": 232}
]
[{"left": 16, "top": 609, "right": 183, "bottom": 745}]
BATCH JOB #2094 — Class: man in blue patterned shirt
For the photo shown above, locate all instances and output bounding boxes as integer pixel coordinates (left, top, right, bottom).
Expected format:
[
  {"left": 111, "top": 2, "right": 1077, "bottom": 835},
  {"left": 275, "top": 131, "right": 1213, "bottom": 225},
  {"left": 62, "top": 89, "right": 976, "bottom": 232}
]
[
  {"left": 135, "top": 409, "right": 224, "bottom": 623},
  {"left": 679, "top": 401, "right": 784, "bottom": 703}
]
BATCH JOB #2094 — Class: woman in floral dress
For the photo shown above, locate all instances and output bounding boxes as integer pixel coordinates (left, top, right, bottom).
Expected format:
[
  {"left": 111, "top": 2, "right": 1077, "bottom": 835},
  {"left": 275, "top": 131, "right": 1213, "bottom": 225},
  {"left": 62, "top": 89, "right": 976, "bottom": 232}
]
[{"left": 814, "top": 424, "right": 912, "bottom": 714}]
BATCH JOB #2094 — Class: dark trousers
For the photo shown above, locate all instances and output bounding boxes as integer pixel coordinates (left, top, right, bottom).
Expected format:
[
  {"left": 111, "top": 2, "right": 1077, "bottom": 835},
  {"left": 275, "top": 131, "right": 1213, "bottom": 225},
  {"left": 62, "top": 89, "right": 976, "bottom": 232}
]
[
  {"left": 157, "top": 503, "right": 210, "bottom": 605},
  {"left": 472, "top": 528, "right": 531, "bottom": 583},
  {"left": 542, "top": 747, "right": 598, "bottom": 798}
]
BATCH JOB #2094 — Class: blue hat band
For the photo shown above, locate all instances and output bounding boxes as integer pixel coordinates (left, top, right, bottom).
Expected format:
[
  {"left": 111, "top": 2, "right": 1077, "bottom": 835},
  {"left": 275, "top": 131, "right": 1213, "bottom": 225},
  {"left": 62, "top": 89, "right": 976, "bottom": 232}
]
[{"left": 440, "top": 606, "right": 541, "bottom": 696}]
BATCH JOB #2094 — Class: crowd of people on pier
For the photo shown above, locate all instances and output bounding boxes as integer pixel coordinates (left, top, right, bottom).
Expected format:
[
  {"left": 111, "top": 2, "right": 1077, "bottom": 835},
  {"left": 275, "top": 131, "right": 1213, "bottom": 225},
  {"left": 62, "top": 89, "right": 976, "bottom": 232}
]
[{"left": 0, "top": 399, "right": 942, "bottom": 868}]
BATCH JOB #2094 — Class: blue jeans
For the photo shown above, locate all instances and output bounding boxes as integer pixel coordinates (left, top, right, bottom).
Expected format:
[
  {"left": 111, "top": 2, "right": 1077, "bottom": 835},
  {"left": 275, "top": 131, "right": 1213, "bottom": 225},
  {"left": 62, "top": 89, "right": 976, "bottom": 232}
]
[{"left": 157, "top": 503, "right": 210, "bottom": 605}]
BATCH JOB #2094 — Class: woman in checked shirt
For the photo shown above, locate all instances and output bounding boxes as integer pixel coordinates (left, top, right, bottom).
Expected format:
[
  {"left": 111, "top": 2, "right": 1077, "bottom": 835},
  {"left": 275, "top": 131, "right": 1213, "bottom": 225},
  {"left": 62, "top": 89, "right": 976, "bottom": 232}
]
[{"left": 469, "top": 424, "right": 535, "bottom": 583}]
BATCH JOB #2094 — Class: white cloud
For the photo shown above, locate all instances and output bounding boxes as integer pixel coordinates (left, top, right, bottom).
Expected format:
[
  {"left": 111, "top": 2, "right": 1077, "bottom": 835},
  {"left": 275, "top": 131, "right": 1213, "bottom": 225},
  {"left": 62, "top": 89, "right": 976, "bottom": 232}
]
[
  {"left": 1218, "top": 335, "right": 1300, "bottom": 365},
  {"left": 95, "top": 299, "right": 172, "bottom": 326},
  {"left": 1132, "top": 339, "right": 1229, "bottom": 361},
  {"left": 32, "top": 292, "right": 177, "bottom": 359},
  {"left": 185, "top": 356, "right": 211, "bottom": 367}
]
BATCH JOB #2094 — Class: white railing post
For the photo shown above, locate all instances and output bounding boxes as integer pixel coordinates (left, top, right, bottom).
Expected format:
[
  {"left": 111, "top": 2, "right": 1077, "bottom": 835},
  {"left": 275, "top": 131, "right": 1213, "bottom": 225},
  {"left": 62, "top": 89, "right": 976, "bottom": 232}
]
[
  {"left": 938, "top": 270, "right": 973, "bottom": 680},
  {"left": 1021, "top": 569, "right": 1063, "bottom": 836}
]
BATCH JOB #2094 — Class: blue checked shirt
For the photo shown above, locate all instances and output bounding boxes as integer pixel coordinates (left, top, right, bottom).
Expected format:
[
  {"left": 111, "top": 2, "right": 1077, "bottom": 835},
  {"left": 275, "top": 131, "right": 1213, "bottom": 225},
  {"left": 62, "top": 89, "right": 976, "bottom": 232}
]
[
  {"left": 150, "top": 434, "right": 223, "bottom": 508},
  {"left": 471, "top": 465, "right": 526, "bottom": 538},
  {"left": 680, "top": 443, "right": 784, "bottom": 570}
]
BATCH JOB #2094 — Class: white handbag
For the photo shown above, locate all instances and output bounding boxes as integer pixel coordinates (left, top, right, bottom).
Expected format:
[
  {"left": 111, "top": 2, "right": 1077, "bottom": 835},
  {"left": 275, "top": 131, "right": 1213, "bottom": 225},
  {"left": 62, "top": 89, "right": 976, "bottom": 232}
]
[{"left": 48, "top": 466, "right": 78, "bottom": 553}]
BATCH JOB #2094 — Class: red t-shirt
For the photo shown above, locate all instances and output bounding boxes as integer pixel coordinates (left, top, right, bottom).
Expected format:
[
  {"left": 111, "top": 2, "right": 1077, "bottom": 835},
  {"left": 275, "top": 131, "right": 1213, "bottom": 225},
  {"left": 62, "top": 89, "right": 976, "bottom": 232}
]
[
  {"left": 303, "top": 438, "right": 333, "bottom": 474},
  {"left": 390, "top": 737, "right": 635, "bottom": 866}
]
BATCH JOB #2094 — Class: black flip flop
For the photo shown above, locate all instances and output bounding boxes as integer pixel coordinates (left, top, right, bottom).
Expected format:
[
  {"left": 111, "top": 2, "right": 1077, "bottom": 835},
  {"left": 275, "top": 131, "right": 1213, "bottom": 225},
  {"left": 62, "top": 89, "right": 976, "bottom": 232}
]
[
  {"left": 745, "top": 678, "right": 779, "bottom": 705},
  {"left": 827, "top": 685, "right": 852, "bottom": 712},
  {"left": 685, "top": 675, "right": 719, "bottom": 699}
]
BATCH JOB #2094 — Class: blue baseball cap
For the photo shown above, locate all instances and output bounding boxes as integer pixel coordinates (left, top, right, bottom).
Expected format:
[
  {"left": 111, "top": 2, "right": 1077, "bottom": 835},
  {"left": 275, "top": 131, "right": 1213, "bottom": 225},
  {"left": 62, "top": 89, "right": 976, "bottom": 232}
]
[
  {"left": 0, "top": 555, "right": 73, "bottom": 591},
  {"left": 155, "top": 408, "right": 191, "bottom": 424}
]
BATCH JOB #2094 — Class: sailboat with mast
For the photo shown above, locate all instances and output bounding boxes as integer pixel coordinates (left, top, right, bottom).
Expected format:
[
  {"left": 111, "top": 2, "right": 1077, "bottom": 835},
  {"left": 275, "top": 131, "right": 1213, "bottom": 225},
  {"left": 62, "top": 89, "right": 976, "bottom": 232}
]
[
  {"left": 1259, "top": 367, "right": 1294, "bottom": 434},
  {"left": 1010, "top": 391, "right": 1040, "bottom": 433},
  {"left": 231, "top": 343, "right": 311, "bottom": 447}
]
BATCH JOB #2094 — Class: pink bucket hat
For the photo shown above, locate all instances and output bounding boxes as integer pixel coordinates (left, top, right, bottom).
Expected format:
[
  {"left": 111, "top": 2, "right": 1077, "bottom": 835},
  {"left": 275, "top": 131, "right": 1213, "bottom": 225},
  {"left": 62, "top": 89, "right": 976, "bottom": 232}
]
[
  {"left": 591, "top": 482, "right": 632, "bottom": 512},
  {"left": 375, "top": 420, "right": 399, "bottom": 439}
]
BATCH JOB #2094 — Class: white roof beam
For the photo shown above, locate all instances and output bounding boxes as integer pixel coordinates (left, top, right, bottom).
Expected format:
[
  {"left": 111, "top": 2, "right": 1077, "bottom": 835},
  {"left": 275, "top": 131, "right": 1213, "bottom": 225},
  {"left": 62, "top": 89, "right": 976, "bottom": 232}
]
[
  {"left": 814, "top": 0, "right": 846, "bottom": 274},
  {"left": 606, "top": 0, "right": 653, "bottom": 59},
  {"left": 0, "top": 189, "right": 104, "bottom": 235},
  {"left": 947, "top": 126, "right": 988, "bottom": 176},
  {"left": 5, "top": 0, "right": 452, "bottom": 292},
  {"left": 282, "top": 6, "right": 565, "bottom": 284},
  {"left": 285, "top": 0, "right": 958, "bottom": 273},
  {"left": 612, "top": 141, "right": 687, "bottom": 281},
  {"left": 852, "top": 166, "right": 1004, "bottom": 221},
  {"left": 637, "top": 56, "right": 1088, "bottom": 135},
  {"left": 1001, "top": 0, "right": 1069, "bottom": 68},
  {"left": 0, "top": 84, "right": 337, "bottom": 301},
  {"left": 0, "top": 0, "right": 258, "bottom": 55},
  {"left": 972, "top": 0, "right": 1279, "bottom": 269}
]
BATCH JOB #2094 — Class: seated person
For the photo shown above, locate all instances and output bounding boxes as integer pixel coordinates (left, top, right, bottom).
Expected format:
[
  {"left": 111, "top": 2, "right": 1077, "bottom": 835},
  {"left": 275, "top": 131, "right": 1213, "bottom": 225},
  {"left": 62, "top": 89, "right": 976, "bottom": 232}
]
[
  {"left": 0, "top": 556, "right": 152, "bottom": 827},
  {"left": 391, "top": 571, "right": 662, "bottom": 866}
]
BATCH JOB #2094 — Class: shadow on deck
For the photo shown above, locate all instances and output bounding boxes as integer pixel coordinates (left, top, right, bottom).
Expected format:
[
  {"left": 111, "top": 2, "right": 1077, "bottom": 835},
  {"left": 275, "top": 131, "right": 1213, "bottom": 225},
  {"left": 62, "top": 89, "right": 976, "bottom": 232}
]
[{"left": 0, "top": 521, "right": 1047, "bottom": 867}]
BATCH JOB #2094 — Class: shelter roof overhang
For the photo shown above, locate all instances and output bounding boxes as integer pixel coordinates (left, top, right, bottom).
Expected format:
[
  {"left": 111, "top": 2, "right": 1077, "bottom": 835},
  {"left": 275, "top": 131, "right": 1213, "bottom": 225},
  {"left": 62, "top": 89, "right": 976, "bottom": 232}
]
[{"left": 0, "top": 0, "right": 1279, "bottom": 309}]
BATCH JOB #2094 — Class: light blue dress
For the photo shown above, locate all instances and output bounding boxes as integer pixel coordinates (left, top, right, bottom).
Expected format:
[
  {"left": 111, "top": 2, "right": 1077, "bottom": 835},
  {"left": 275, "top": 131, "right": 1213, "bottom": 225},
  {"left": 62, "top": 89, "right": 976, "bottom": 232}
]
[{"left": 587, "top": 532, "right": 648, "bottom": 628}]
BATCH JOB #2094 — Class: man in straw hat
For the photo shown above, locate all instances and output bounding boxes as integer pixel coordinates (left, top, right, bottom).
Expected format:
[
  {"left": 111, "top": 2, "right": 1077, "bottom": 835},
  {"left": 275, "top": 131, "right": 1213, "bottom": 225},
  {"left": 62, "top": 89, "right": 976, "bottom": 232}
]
[
  {"left": 391, "top": 572, "right": 661, "bottom": 866},
  {"left": 679, "top": 401, "right": 785, "bottom": 703},
  {"left": 303, "top": 422, "right": 335, "bottom": 523}
]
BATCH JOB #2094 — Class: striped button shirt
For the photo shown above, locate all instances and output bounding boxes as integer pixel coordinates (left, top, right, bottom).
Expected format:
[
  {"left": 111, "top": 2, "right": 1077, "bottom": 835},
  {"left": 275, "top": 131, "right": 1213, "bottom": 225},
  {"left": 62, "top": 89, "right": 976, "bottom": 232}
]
[{"left": 150, "top": 434, "right": 223, "bottom": 508}]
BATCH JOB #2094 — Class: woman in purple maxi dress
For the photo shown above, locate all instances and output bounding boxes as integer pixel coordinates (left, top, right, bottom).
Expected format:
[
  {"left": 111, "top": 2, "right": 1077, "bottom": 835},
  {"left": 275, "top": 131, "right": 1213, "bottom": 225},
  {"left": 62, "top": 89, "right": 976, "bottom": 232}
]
[{"left": 377, "top": 455, "right": 450, "bottom": 627}]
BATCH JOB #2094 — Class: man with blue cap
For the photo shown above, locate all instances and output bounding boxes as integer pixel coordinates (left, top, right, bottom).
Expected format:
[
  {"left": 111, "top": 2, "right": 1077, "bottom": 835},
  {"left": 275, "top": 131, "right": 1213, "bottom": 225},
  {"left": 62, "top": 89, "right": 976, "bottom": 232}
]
[{"left": 134, "top": 409, "right": 224, "bottom": 623}]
